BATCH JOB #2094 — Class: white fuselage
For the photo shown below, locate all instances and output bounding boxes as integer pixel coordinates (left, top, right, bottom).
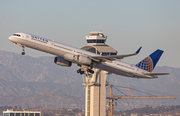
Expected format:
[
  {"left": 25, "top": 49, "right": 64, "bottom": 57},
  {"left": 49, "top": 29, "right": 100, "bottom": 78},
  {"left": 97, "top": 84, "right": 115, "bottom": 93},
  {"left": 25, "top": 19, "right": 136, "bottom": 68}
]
[{"left": 9, "top": 33, "right": 157, "bottom": 79}]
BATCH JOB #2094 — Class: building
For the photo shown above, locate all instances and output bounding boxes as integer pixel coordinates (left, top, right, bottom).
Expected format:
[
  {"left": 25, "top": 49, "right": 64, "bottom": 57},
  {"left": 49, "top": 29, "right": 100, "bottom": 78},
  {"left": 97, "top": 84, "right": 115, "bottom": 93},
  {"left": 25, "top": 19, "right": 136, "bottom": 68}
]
[
  {"left": 81, "top": 31, "right": 117, "bottom": 55},
  {"left": 3, "top": 109, "right": 41, "bottom": 116},
  {"left": 81, "top": 31, "right": 117, "bottom": 116}
]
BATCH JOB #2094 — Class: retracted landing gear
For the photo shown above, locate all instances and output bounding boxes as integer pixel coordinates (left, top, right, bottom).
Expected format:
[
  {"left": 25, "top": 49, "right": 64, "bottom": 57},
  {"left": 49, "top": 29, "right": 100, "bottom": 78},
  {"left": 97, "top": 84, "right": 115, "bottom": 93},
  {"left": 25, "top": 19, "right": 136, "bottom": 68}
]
[
  {"left": 77, "top": 69, "right": 84, "bottom": 75},
  {"left": 21, "top": 46, "right": 25, "bottom": 55},
  {"left": 77, "top": 65, "right": 94, "bottom": 75},
  {"left": 87, "top": 69, "right": 94, "bottom": 74}
]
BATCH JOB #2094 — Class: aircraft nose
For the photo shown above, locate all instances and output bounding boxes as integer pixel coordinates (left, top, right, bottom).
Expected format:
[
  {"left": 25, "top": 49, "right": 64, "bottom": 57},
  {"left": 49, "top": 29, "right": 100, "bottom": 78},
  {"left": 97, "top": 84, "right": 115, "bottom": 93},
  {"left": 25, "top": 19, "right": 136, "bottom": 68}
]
[{"left": 9, "top": 36, "right": 14, "bottom": 42}]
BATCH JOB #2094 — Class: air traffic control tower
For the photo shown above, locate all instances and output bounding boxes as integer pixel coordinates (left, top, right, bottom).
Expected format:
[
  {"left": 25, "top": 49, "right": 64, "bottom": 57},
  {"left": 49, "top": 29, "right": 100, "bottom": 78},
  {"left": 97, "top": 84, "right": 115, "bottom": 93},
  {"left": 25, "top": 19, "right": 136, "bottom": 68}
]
[{"left": 81, "top": 31, "right": 117, "bottom": 116}]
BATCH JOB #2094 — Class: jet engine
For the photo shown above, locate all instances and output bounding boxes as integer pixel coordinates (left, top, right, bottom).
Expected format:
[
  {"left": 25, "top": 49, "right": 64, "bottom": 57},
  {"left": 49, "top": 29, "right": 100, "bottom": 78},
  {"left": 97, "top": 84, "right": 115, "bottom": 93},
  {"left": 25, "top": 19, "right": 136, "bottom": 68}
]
[
  {"left": 54, "top": 56, "right": 72, "bottom": 67},
  {"left": 64, "top": 54, "right": 92, "bottom": 65}
]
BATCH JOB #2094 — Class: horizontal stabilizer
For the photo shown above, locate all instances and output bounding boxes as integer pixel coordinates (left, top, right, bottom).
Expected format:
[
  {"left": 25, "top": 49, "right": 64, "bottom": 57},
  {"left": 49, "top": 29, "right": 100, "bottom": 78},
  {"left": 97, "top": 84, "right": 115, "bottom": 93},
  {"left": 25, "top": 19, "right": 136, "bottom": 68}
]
[{"left": 143, "top": 72, "right": 169, "bottom": 76}]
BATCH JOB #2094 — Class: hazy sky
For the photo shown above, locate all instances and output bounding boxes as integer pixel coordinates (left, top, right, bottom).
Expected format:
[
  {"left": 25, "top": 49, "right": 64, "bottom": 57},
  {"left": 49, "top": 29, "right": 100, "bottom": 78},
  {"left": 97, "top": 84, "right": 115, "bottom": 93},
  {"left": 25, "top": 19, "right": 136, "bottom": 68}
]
[{"left": 0, "top": 0, "right": 180, "bottom": 67}]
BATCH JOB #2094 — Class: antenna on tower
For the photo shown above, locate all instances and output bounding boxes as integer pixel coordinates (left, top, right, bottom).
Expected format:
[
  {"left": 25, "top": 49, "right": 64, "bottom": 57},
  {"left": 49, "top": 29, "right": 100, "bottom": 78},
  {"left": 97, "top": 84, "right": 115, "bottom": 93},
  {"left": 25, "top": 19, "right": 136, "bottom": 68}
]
[{"left": 99, "top": 28, "right": 102, "bottom": 32}]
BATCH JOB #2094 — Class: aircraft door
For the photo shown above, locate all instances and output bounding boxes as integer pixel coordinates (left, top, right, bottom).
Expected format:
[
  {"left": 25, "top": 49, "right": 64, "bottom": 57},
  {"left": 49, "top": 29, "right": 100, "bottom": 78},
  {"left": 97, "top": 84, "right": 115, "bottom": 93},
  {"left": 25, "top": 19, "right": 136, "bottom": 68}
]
[
  {"left": 21, "top": 34, "right": 25, "bottom": 39},
  {"left": 50, "top": 41, "right": 54, "bottom": 48},
  {"left": 135, "top": 68, "right": 139, "bottom": 74}
]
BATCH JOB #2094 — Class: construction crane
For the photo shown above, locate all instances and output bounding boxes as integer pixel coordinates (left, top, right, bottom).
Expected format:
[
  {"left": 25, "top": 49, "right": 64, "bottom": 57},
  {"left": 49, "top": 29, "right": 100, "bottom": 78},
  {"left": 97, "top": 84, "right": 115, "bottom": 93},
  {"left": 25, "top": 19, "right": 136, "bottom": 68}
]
[{"left": 106, "top": 85, "right": 176, "bottom": 116}]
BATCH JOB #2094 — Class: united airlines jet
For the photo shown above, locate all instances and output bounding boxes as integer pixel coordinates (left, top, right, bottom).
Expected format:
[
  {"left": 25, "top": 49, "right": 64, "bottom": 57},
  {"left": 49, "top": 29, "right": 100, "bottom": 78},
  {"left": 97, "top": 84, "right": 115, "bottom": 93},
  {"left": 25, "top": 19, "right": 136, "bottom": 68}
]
[{"left": 9, "top": 33, "right": 169, "bottom": 79}]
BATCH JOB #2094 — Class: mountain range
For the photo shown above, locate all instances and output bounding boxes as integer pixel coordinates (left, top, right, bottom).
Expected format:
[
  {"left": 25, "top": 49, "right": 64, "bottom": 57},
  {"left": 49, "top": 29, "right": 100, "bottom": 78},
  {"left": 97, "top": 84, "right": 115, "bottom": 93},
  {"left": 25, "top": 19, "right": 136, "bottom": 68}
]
[{"left": 0, "top": 51, "right": 179, "bottom": 110}]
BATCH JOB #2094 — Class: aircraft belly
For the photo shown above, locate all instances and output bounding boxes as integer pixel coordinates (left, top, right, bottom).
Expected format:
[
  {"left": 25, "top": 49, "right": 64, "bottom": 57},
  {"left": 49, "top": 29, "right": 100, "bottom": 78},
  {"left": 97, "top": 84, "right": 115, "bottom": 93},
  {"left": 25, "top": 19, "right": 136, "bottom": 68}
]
[
  {"left": 95, "top": 63, "right": 154, "bottom": 79},
  {"left": 95, "top": 64, "right": 131, "bottom": 77}
]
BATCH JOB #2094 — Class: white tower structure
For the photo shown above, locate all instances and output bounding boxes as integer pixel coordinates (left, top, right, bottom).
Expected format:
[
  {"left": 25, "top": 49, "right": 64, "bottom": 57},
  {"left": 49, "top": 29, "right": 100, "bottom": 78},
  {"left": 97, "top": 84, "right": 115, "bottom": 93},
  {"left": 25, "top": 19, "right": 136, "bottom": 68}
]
[{"left": 81, "top": 31, "right": 117, "bottom": 116}]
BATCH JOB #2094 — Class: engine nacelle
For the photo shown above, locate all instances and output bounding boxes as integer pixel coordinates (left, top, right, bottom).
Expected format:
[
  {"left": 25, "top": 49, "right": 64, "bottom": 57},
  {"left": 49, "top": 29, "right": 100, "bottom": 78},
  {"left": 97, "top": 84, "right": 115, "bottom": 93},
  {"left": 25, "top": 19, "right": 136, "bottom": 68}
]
[
  {"left": 64, "top": 54, "right": 92, "bottom": 65},
  {"left": 54, "top": 56, "right": 72, "bottom": 67}
]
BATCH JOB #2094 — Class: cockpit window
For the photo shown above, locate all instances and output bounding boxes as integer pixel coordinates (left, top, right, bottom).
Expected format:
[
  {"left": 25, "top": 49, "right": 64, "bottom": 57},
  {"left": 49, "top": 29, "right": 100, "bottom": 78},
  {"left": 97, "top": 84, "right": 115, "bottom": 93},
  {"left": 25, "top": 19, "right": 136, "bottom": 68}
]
[{"left": 13, "top": 34, "right": 21, "bottom": 37}]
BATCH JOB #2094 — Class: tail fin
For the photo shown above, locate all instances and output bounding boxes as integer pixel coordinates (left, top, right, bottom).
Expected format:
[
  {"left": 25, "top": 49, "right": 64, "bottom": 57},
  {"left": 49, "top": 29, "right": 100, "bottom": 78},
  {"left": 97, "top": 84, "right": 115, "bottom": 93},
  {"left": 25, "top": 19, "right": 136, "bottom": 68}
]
[{"left": 135, "top": 49, "right": 164, "bottom": 72}]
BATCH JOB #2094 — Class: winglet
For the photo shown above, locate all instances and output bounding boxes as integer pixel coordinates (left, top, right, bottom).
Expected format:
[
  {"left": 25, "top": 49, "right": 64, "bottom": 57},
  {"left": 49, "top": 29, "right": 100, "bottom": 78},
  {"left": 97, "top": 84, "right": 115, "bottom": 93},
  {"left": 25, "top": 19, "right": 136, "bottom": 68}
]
[{"left": 135, "top": 47, "right": 142, "bottom": 54}]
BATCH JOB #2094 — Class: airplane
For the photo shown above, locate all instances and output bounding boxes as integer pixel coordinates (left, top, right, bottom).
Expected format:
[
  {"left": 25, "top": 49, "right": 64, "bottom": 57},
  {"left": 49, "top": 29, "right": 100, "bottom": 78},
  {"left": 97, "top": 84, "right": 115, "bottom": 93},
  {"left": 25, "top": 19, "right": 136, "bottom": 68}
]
[{"left": 9, "top": 33, "right": 169, "bottom": 79}]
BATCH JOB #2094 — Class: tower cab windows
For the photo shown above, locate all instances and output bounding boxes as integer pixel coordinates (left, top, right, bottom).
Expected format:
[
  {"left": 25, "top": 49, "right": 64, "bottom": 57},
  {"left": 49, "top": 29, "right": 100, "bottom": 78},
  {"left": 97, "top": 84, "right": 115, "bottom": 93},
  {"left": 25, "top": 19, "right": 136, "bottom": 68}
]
[
  {"left": 102, "top": 52, "right": 117, "bottom": 56},
  {"left": 87, "top": 39, "right": 105, "bottom": 43}
]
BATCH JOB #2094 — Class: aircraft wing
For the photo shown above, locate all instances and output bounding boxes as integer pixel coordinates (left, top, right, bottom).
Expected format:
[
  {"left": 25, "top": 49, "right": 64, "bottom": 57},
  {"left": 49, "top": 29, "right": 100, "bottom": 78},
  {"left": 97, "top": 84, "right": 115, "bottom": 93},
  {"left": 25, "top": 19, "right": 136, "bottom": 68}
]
[
  {"left": 143, "top": 72, "right": 169, "bottom": 76},
  {"left": 89, "top": 47, "right": 142, "bottom": 62}
]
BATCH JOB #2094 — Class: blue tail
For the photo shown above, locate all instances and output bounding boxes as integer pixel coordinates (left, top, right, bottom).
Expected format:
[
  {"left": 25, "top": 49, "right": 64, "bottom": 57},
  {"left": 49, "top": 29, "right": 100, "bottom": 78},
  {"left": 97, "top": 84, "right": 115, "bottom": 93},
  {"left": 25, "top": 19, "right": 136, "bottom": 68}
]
[{"left": 135, "top": 49, "right": 164, "bottom": 72}]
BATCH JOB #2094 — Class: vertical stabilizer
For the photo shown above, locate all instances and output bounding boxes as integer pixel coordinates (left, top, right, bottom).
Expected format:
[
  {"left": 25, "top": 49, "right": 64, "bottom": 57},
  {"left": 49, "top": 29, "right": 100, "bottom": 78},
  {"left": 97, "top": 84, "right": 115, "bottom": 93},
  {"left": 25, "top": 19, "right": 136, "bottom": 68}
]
[{"left": 135, "top": 49, "right": 164, "bottom": 72}]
